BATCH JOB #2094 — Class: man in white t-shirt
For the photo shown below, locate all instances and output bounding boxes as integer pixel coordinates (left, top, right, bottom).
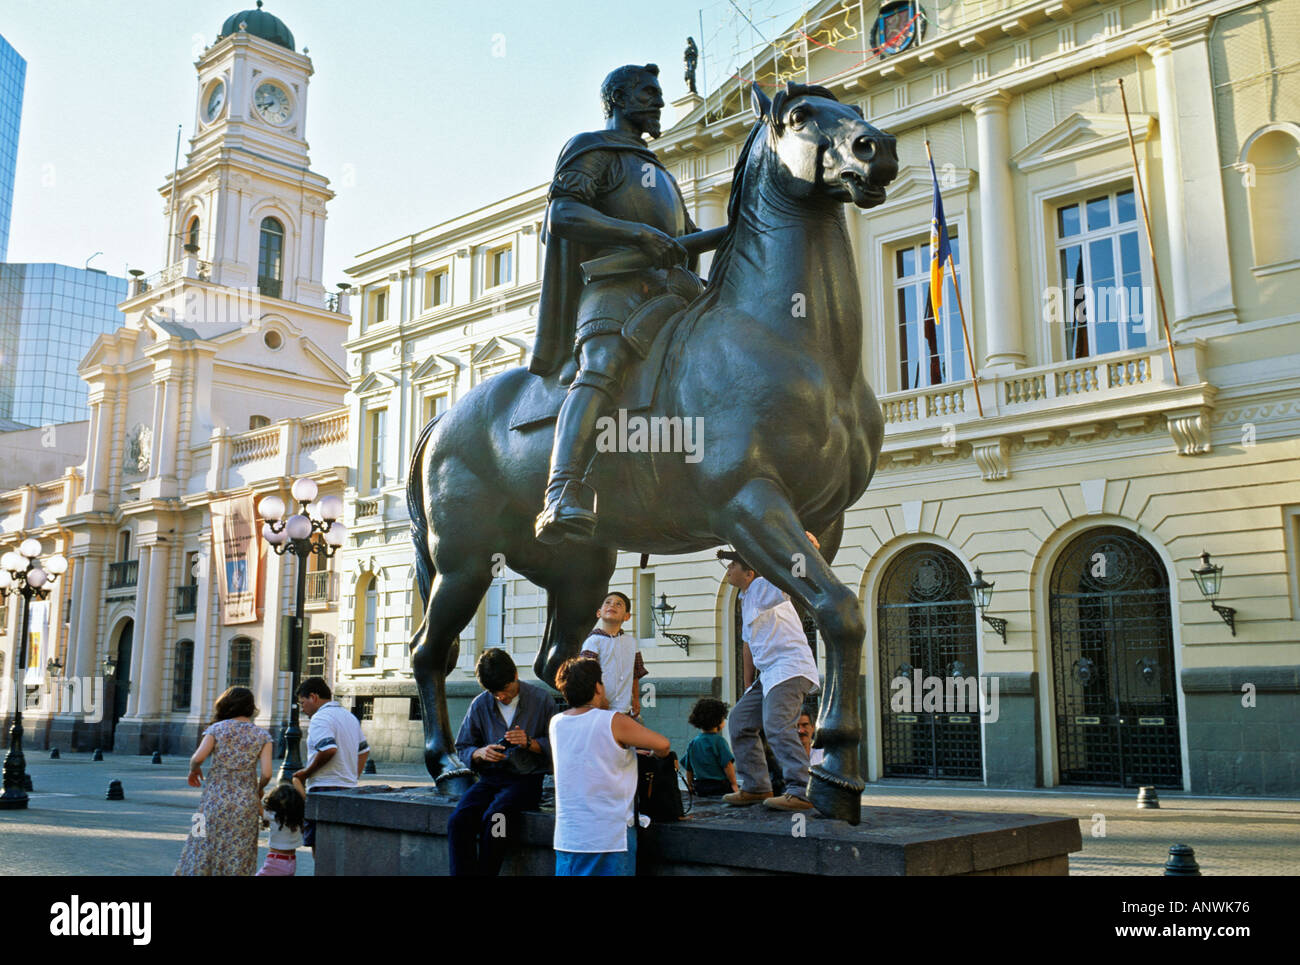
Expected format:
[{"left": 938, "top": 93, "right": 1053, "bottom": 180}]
[
  {"left": 293, "top": 676, "right": 370, "bottom": 852},
  {"left": 578, "top": 591, "right": 648, "bottom": 717},
  {"left": 717, "top": 542, "right": 821, "bottom": 812}
]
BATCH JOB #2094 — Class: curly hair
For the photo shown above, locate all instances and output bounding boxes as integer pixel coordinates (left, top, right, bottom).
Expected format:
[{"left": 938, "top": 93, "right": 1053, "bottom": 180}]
[
  {"left": 263, "top": 782, "right": 305, "bottom": 833},
  {"left": 600, "top": 63, "right": 659, "bottom": 118},
  {"left": 688, "top": 696, "right": 729, "bottom": 731}
]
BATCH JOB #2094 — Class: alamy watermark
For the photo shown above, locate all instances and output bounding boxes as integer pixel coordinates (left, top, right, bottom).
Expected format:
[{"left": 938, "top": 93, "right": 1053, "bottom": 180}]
[
  {"left": 595, "top": 409, "right": 704, "bottom": 463},
  {"left": 889, "top": 668, "right": 1000, "bottom": 723},
  {"left": 2, "top": 675, "right": 104, "bottom": 723}
]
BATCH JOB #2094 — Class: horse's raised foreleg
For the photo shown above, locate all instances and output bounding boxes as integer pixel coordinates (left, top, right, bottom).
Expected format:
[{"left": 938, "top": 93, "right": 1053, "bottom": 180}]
[
  {"left": 411, "top": 565, "right": 494, "bottom": 796},
  {"left": 721, "top": 481, "right": 866, "bottom": 824}
]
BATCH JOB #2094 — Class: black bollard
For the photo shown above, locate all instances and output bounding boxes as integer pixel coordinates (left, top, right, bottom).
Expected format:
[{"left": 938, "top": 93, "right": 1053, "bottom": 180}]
[
  {"left": 151, "top": 751, "right": 162, "bottom": 764},
  {"left": 1164, "top": 843, "right": 1201, "bottom": 876},
  {"left": 91, "top": 748, "right": 103, "bottom": 761},
  {"left": 1136, "top": 786, "right": 1160, "bottom": 809},
  {"left": 106, "top": 779, "right": 124, "bottom": 801},
  {"left": 49, "top": 748, "right": 60, "bottom": 759},
  {"left": 364, "top": 758, "right": 377, "bottom": 775}
]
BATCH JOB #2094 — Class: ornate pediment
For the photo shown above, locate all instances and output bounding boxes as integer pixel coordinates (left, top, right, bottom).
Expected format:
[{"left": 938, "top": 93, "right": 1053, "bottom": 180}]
[
  {"left": 1012, "top": 112, "right": 1154, "bottom": 173},
  {"left": 351, "top": 370, "right": 400, "bottom": 398}
]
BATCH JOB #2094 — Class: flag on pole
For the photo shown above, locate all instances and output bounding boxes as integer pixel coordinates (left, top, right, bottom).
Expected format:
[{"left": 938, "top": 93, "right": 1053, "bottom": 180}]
[{"left": 927, "top": 154, "right": 953, "bottom": 325}]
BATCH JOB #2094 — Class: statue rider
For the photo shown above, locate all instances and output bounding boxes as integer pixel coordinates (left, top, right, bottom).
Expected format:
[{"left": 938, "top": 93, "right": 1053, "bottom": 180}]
[{"left": 530, "top": 64, "right": 715, "bottom": 544}]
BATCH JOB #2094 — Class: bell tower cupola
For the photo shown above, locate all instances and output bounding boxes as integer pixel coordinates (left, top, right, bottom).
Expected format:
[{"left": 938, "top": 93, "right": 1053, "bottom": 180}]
[{"left": 160, "top": 1, "right": 332, "bottom": 308}]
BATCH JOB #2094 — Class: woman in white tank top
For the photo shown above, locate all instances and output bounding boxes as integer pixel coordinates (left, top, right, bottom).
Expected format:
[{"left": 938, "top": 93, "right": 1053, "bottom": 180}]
[{"left": 549, "top": 657, "right": 671, "bottom": 876}]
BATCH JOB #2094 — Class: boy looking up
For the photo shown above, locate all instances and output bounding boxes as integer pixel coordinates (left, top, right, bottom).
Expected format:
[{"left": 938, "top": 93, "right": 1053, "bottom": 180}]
[{"left": 579, "top": 591, "right": 648, "bottom": 718}]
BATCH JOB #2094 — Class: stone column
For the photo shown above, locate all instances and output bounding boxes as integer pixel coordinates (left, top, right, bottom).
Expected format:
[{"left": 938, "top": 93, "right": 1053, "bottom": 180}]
[
  {"left": 1148, "top": 41, "right": 1190, "bottom": 324},
  {"left": 70, "top": 554, "right": 104, "bottom": 681},
  {"left": 124, "top": 548, "right": 151, "bottom": 718},
  {"left": 134, "top": 542, "right": 171, "bottom": 721},
  {"left": 972, "top": 92, "right": 1026, "bottom": 370}
]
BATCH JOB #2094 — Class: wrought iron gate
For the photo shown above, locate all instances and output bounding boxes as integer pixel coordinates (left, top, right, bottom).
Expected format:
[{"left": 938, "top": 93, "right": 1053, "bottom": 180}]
[
  {"left": 1050, "top": 528, "right": 1182, "bottom": 788},
  {"left": 877, "top": 546, "right": 982, "bottom": 780}
]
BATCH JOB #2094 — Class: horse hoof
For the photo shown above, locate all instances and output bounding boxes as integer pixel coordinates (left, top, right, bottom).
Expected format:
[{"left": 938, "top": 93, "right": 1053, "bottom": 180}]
[
  {"left": 434, "top": 768, "right": 474, "bottom": 799},
  {"left": 809, "top": 766, "right": 864, "bottom": 824}
]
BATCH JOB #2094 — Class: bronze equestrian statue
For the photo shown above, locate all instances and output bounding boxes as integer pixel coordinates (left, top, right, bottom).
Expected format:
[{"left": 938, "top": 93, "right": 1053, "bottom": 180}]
[{"left": 407, "top": 72, "right": 897, "bottom": 823}]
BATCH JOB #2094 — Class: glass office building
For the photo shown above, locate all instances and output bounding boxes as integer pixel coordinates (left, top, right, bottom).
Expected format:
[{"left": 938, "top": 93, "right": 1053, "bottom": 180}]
[
  {"left": 0, "top": 263, "right": 126, "bottom": 426},
  {"left": 0, "top": 35, "right": 24, "bottom": 262}
]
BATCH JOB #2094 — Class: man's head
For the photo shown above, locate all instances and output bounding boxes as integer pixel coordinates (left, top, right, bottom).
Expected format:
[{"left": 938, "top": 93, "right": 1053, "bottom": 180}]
[
  {"left": 601, "top": 63, "right": 664, "bottom": 138},
  {"left": 296, "top": 676, "right": 331, "bottom": 717},
  {"left": 556, "top": 656, "right": 606, "bottom": 709},
  {"left": 596, "top": 591, "right": 632, "bottom": 627},
  {"left": 476, "top": 648, "right": 520, "bottom": 704},
  {"left": 796, "top": 712, "right": 814, "bottom": 750},
  {"left": 717, "top": 549, "right": 757, "bottom": 590}
]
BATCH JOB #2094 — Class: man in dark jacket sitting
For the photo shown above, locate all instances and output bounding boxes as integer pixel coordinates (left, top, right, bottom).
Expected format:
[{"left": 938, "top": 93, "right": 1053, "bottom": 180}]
[{"left": 448, "top": 648, "right": 558, "bottom": 876}]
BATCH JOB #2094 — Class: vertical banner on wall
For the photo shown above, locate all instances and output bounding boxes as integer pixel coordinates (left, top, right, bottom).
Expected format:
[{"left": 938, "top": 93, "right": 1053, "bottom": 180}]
[{"left": 211, "top": 495, "right": 260, "bottom": 625}]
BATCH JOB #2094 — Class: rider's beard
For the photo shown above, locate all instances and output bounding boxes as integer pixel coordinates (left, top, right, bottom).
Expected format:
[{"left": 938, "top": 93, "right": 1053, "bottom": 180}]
[{"left": 629, "top": 110, "right": 662, "bottom": 138}]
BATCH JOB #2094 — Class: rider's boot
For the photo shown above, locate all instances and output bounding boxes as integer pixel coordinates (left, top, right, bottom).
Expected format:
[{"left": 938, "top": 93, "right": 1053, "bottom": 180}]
[{"left": 535, "top": 383, "right": 610, "bottom": 544}]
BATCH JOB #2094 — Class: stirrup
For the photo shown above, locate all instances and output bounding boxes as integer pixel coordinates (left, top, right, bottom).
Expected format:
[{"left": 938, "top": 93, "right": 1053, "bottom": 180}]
[{"left": 534, "top": 480, "right": 598, "bottom": 544}]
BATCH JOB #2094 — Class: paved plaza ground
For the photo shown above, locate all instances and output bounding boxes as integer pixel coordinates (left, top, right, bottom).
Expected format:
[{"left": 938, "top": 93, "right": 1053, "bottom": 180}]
[{"left": 1, "top": 751, "right": 1296, "bottom": 876}]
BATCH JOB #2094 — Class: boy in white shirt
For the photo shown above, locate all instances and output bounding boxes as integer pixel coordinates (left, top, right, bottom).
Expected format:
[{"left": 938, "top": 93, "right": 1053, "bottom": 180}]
[
  {"left": 578, "top": 591, "right": 648, "bottom": 718},
  {"left": 717, "top": 541, "right": 821, "bottom": 813}
]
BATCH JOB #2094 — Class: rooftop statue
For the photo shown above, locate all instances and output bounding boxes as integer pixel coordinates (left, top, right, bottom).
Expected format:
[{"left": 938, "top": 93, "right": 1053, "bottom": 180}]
[{"left": 407, "top": 71, "right": 897, "bottom": 823}]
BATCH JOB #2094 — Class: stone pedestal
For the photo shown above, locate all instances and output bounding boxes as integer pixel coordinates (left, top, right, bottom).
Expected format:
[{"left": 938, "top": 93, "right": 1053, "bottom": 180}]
[{"left": 310, "top": 786, "right": 1081, "bottom": 876}]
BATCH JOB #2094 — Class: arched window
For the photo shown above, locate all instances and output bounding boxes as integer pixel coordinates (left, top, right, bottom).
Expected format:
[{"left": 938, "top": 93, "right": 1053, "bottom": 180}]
[
  {"left": 227, "top": 636, "right": 253, "bottom": 689},
  {"left": 248, "top": 415, "right": 270, "bottom": 430},
  {"left": 1243, "top": 128, "right": 1300, "bottom": 269},
  {"left": 173, "top": 640, "right": 194, "bottom": 710},
  {"left": 258, "top": 217, "right": 285, "bottom": 298},
  {"left": 186, "top": 216, "right": 200, "bottom": 251}
]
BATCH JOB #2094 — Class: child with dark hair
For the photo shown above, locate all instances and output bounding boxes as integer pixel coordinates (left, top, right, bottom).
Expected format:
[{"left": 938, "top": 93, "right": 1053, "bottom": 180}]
[
  {"left": 549, "top": 657, "right": 671, "bottom": 876},
  {"left": 579, "top": 591, "right": 648, "bottom": 717},
  {"left": 256, "top": 779, "right": 306, "bottom": 876},
  {"left": 682, "top": 697, "right": 738, "bottom": 797}
]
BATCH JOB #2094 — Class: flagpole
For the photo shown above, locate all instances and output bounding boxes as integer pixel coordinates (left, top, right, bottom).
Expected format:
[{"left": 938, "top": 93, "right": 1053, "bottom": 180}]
[
  {"left": 925, "top": 140, "right": 984, "bottom": 417},
  {"left": 1117, "top": 78, "right": 1179, "bottom": 386}
]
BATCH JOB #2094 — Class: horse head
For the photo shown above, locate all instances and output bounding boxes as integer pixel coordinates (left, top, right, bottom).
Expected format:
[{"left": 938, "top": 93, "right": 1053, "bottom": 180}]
[{"left": 750, "top": 82, "right": 898, "bottom": 208}]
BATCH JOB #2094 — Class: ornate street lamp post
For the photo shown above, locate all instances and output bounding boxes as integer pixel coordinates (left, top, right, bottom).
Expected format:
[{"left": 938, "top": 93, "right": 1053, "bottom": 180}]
[
  {"left": 259, "top": 478, "right": 345, "bottom": 784},
  {"left": 0, "top": 538, "right": 67, "bottom": 809}
]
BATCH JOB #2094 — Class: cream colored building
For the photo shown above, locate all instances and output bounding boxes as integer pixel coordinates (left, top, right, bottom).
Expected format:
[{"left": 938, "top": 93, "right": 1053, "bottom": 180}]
[
  {"left": 0, "top": 6, "right": 353, "bottom": 754},
  {"left": 341, "top": 0, "right": 1299, "bottom": 795}
]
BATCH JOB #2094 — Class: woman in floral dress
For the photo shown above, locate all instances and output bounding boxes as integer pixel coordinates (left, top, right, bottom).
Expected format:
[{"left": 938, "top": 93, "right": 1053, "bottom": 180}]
[{"left": 175, "top": 686, "right": 273, "bottom": 876}]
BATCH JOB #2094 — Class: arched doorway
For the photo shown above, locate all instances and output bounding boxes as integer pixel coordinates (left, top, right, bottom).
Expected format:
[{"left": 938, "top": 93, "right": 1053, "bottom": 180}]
[
  {"left": 1049, "top": 527, "right": 1182, "bottom": 788},
  {"left": 877, "top": 545, "right": 981, "bottom": 780},
  {"left": 107, "top": 619, "right": 133, "bottom": 751}
]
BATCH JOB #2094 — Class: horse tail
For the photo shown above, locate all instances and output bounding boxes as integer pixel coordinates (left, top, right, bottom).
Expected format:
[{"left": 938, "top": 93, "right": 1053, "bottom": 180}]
[{"left": 407, "top": 414, "right": 442, "bottom": 606}]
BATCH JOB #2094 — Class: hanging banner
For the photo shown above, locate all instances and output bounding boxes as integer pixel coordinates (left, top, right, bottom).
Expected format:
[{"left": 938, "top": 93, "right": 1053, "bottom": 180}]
[
  {"left": 211, "top": 495, "right": 259, "bottom": 625},
  {"left": 24, "top": 599, "right": 47, "bottom": 685}
]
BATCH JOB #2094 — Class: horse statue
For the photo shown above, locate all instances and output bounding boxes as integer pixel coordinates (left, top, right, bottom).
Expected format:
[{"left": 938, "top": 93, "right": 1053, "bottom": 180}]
[{"left": 407, "top": 82, "right": 897, "bottom": 823}]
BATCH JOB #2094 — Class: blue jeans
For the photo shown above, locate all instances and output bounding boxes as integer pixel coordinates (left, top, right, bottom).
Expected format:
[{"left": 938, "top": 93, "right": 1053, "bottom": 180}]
[
  {"left": 556, "top": 825, "right": 637, "bottom": 876},
  {"left": 447, "top": 775, "right": 543, "bottom": 877}
]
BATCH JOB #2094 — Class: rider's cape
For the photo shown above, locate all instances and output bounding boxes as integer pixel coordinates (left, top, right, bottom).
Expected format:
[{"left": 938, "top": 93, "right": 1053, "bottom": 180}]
[{"left": 529, "top": 130, "right": 668, "bottom": 378}]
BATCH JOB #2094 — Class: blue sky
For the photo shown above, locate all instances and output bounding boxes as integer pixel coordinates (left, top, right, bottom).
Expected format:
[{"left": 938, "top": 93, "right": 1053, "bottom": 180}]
[{"left": 2, "top": 0, "right": 795, "bottom": 286}]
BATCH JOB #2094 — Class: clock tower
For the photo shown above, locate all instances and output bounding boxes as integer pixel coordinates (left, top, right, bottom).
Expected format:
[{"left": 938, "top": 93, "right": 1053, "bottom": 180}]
[{"left": 166, "top": 2, "right": 331, "bottom": 307}]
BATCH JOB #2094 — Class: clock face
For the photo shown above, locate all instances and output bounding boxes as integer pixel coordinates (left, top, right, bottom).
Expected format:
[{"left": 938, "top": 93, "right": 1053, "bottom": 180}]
[
  {"left": 204, "top": 80, "right": 226, "bottom": 122},
  {"left": 254, "top": 82, "right": 291, "bottom": 124}
]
